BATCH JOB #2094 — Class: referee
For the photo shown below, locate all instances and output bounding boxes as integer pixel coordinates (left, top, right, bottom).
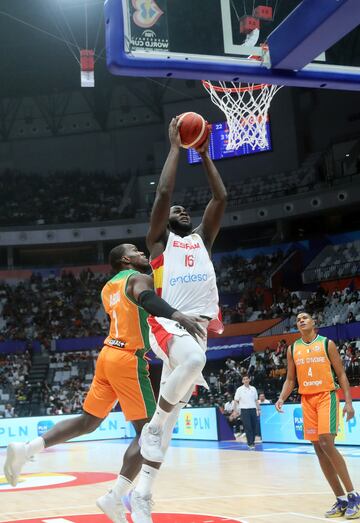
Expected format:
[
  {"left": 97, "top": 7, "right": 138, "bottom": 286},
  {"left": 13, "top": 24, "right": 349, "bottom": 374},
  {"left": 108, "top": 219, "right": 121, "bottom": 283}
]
[{"left": 233, "top": 374, "right": 259, "bottom": 449}]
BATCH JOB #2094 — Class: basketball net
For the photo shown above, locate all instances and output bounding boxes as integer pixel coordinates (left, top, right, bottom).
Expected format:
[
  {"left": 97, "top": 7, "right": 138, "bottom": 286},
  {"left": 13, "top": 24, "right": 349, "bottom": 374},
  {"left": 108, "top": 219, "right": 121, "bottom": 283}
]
[
  {"left": 202, "top": 45, "right": 282, "bottom": 150},
  {"left": 202, "top": 80, "right": 282, "bottom": 151}
]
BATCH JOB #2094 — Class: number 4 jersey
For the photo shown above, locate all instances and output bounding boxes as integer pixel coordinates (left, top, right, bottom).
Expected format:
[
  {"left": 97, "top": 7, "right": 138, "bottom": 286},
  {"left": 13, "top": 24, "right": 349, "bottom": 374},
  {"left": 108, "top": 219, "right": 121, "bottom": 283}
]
[{"left": 292, "top": 334, "right": 339, "bottom": 395}]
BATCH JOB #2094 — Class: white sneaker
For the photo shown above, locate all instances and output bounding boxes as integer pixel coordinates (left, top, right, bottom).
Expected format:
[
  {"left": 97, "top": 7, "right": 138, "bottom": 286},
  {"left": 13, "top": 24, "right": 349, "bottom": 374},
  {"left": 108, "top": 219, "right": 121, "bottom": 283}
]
[
  {"left": 124, "top": 490, "right": 153, "bottom": 523},
  {"left": 96, "top": 490, "right": 128, "bottom": 523},
  {"left": 4, "top": 442, "right": 30, "bottom": 487},
  {"left": 139, "top": 423, "right": 164, "bottom": 463}
]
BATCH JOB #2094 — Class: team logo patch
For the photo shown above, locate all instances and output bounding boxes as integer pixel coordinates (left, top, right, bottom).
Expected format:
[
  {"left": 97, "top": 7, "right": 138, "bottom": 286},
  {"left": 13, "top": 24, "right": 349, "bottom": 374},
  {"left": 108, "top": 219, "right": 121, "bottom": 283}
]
[
  {"left": 0, "top": 472, "right": 116, "bottom": 492},
  {"left": 1, "top": 515, "right": 245, "bottom": 523}
]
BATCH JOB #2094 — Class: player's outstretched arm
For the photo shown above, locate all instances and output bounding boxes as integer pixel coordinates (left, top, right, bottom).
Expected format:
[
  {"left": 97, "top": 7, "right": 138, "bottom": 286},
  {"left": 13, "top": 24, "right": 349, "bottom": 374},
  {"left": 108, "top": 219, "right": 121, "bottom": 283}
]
[
  {"left": 328, "top": 339, "right": 355, "bottom": 422},
  {"left": 146, "top": 118, "right": 181, "bottom": 253},
  {"left": 275, "top": 346, "right": 297, "bottom": 412},
  {"left": 127, "top": 273, "right": 206, "bottom": 339},
  {"left": 194, "top": 134, "right": 227, "bottom": 251}
]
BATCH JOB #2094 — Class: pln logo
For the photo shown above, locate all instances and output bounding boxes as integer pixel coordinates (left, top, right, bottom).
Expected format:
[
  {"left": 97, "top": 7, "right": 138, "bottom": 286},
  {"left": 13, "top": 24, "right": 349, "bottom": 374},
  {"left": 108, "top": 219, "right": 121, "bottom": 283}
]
[
  {"left": 293, "top": 407, "right": 304, "bottom": 440},
  {"left": 132, "top": 0, "right": 164, "bottom": 29},
  {"left": 184, "top": 412, "right": 193, "bottom": 435},
  {"left": 37, "top": 420, "right": 54, "bottom": 436}
]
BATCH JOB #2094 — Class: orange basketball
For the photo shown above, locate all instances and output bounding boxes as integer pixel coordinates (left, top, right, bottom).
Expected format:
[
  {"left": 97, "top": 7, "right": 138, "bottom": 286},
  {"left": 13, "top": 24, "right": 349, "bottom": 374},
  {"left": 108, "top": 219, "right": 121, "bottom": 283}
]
[{"left": 178, "top": 112, "right": 210, "bottom": 149}]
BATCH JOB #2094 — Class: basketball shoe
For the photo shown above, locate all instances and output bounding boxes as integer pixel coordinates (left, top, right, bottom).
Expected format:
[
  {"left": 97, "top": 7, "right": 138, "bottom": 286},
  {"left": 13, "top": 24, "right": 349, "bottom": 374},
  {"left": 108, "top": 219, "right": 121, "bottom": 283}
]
[
  {"left": 139, "top": 423, "right": 164, "bottom": 463},
  {"left": 123, "top": 489, "right": 153, "bottom": 523},
  {"left": 4, "top": 442, "right": 32, "bottom": 487},
  {"left": 325, "top": 497, "right": 348, "bottom": 518},
  {"left": 96, "top": 490, "right": 128, "bottom": 523},
  {"left": 345, "top": 492, "right": 360, "bottom": 519}
]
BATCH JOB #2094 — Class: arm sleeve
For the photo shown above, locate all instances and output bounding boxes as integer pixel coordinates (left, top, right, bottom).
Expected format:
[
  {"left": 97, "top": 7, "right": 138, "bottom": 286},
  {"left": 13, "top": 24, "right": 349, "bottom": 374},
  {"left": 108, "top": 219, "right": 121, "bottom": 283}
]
[{"left": 138, "top": 290, "right": 177, "bottom": 319}]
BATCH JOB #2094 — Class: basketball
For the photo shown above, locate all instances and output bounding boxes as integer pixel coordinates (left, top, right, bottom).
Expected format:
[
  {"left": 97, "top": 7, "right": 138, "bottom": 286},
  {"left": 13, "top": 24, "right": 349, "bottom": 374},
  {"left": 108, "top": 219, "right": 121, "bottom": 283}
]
[{"left": 178, "top": 112, "right": 210, "bottom": 149}]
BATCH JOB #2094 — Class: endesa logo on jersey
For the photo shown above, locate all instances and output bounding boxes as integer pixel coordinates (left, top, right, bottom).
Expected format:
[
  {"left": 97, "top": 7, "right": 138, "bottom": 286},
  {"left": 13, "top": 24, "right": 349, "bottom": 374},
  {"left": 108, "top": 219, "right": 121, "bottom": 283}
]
[{"left": 170, "top": 273, "right": 208, "bottom": 286}]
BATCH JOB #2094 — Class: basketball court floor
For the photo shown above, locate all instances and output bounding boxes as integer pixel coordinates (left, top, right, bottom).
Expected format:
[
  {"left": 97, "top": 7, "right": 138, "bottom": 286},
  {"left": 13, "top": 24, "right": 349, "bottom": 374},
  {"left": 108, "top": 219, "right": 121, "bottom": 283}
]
[{"left": 1, "top": 439, "right": 360, "bottom": 523}]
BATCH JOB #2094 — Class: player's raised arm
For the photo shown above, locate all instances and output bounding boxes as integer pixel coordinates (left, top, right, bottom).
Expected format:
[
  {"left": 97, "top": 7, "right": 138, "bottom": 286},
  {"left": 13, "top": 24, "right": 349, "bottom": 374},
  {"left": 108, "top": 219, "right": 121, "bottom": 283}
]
[
  {"left": 327, "top": 340, "right": 355, "bottom": 422},
  {"left": 194, "top": 134, "right": 227, "bottom": 251},
  {"left": 146, "top": 118, "right": 181, "bottom": 253},
  {"left": 275, "top": 345, "right": 297, "bottom": 412}
]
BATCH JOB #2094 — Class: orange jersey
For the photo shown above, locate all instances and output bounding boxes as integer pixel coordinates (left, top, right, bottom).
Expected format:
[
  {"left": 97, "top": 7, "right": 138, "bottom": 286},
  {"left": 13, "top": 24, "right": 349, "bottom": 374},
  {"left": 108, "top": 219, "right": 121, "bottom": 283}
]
[
  {"left": 101, "top": 269, "right": 150, "bottom": 353},
  {"left": 292, "top": 335, "right": 338, "bottom": 395}
]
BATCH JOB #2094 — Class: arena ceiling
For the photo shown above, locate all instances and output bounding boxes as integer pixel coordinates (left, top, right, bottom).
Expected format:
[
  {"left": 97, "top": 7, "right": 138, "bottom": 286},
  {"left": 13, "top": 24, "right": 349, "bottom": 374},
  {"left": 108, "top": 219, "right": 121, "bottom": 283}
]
[
  {"left": 0, "top": 0, "right": 208, "bottom": 142},
  {"left": 1, "top": 0, "right": 358, "bottom": 138},
  {"left": 0, "top": 0, "right": 205, "bottom": 110}
]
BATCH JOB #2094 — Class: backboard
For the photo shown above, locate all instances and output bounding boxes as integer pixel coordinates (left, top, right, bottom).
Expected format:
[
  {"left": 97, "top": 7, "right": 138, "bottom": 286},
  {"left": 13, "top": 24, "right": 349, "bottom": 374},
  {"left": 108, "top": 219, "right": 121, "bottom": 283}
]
[{"left": 105, "top": 0, "right": 360, "bottom": 90}]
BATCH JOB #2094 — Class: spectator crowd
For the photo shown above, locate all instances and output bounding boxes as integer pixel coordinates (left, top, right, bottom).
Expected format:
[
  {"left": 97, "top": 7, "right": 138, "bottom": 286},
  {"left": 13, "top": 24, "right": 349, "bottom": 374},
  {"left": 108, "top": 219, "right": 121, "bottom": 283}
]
[
  {"left": 0, "top": 270, "right": 108, "bottom": 342},
  {"left": 0, "top": 170, "right": 133, "bottom": 226}
]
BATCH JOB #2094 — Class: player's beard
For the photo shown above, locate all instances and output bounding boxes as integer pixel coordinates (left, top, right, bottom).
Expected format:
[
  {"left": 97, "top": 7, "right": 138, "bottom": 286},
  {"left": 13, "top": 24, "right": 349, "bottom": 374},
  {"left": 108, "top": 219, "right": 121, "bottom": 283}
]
[{"left": 169, "top": 218, "right": 193, "bottom": 235}]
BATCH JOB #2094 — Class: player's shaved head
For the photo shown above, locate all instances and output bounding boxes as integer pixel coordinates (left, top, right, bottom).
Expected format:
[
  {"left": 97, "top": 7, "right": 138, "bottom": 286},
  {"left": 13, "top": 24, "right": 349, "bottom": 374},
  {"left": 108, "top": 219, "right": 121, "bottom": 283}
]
[{"left": 109, "top": 244, "right": 132, "bottom": 271}]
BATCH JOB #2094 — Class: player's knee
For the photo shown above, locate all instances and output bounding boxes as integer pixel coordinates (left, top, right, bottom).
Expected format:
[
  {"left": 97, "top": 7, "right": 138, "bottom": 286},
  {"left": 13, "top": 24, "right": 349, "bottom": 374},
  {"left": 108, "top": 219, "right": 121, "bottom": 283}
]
[
  {"left": 186, "top": 350, "right": 206, "bottom": 373},
  {"left": 318, "top": 435, "right": 332, "bottom": 451},
  {"left": 81, "top": 412, "right": 102, "bottom": 433}
]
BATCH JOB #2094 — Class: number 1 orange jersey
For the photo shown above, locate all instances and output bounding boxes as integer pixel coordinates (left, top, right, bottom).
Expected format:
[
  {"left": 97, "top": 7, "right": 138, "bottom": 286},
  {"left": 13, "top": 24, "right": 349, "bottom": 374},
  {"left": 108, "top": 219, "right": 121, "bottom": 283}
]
[
  {"left": 101, "top": 269, "right": 150, "bottom": 352},
  {"left": 292, "top": 334, "right": 338, "bottom": 395}
]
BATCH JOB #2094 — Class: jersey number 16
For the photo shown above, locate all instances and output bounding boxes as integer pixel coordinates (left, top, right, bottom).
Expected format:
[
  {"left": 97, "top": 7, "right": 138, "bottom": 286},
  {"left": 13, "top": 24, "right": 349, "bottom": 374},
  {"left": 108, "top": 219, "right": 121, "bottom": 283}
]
[{"left": 185, "top": 254, "right": 195, "bottom": 267}]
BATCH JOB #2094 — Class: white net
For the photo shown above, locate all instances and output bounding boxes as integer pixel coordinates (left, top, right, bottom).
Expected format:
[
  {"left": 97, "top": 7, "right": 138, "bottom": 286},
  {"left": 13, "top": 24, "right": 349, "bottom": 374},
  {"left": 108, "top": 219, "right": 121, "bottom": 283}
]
[{"left": 202, "top": 81, "right": 282, "bottom": 151}]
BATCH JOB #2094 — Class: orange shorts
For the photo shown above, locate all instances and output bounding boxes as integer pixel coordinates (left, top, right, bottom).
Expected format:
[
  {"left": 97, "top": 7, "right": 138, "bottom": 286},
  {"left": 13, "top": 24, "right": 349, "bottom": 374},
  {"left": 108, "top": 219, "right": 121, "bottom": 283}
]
[
  {"left": 301, "top": 390, "right": 339, "bottom": 441},
  {"left": 83, "top": 346, "right": 156, "bottom": 421}
]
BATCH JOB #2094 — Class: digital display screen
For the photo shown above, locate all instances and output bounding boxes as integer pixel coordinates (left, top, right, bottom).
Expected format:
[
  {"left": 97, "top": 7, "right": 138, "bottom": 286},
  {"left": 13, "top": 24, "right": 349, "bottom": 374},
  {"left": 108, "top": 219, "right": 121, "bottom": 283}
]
[{"left": 187, "top": 120, "right": 272, "bottom": 164}]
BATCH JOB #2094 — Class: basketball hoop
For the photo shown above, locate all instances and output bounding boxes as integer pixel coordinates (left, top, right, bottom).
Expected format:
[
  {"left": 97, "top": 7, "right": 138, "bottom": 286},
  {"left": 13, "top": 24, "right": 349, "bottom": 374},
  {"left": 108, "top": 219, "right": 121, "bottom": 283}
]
[{"left": 202, "top": 80, "right": 282, "bottom": 151}]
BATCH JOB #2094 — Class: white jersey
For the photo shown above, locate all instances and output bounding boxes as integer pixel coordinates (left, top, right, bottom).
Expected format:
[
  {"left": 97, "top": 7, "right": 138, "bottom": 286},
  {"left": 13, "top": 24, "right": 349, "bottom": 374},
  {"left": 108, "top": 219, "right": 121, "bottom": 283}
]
[{"left": 149, "top": 231, "right": 220, "bottom": 338}]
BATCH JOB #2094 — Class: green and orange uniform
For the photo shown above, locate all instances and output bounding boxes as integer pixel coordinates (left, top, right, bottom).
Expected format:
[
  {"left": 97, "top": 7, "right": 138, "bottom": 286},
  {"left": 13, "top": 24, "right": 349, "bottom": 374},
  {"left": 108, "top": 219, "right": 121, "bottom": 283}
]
[
  {"left": 83, "top": 269, "right": 156, "bottom": 421},
  {"left": 292, "top": 334, "right": 339, "bottom": 441}
]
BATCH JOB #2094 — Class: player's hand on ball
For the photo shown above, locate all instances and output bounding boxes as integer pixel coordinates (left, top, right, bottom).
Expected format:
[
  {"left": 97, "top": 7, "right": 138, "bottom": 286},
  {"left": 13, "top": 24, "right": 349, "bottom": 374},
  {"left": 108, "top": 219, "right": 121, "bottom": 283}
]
[
  {"left": 195, "top": 129, "right": 211, "bottom": 156},
  {"left": 169, "top": 117, "right": 181, "bottom": 148}
]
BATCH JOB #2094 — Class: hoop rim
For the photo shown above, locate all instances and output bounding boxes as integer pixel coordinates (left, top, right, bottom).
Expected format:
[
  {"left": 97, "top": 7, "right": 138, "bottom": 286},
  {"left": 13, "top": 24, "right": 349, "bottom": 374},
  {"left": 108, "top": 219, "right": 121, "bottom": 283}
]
[{"left": 202, "top": 80, "right": 269, "bottom": 93}]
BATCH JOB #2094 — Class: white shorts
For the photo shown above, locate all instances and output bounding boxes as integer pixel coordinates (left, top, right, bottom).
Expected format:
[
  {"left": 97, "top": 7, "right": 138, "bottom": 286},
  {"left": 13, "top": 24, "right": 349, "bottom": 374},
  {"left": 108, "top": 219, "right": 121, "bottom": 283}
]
[{"left": 148, "top": 317, "right": 209, "bottom": 389}]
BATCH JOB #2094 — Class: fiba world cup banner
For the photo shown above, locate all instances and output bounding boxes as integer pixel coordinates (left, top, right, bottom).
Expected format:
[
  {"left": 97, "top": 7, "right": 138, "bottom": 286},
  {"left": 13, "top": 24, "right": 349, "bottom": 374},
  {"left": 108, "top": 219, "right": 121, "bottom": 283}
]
[{"left": 128, "top": 0, "right": 169, "bottom": 52}]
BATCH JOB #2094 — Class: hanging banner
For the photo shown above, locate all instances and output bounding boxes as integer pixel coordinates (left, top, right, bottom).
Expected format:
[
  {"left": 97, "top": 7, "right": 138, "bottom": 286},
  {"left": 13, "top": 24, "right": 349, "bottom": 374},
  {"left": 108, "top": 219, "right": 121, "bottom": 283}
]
[
  {"left": 80, "top": 49, "right": 95, "bottom": 88},
  {"left": 128, "top": 0, "right": 169, "bottom": 52}
]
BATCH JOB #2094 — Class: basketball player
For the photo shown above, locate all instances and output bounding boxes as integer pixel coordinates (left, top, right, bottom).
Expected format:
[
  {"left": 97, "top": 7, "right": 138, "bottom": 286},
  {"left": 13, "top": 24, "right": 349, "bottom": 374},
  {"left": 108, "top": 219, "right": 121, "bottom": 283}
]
[
  {"left": 275, "top": 311, "right": 360, "bottom": 519},
  {"left": 135, "top": 116, "right": 226, "bottom": 476},
  {"left": 4, "top": 243, "right": 205, "bottom": 523}
]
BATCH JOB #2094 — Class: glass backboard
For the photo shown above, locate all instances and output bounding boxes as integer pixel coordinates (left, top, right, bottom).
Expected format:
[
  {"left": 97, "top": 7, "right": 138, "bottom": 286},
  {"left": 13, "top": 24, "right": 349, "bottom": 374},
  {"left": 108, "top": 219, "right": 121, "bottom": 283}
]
[{"left": 105, "top": 0, "right": 360, "bottom": 90}]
